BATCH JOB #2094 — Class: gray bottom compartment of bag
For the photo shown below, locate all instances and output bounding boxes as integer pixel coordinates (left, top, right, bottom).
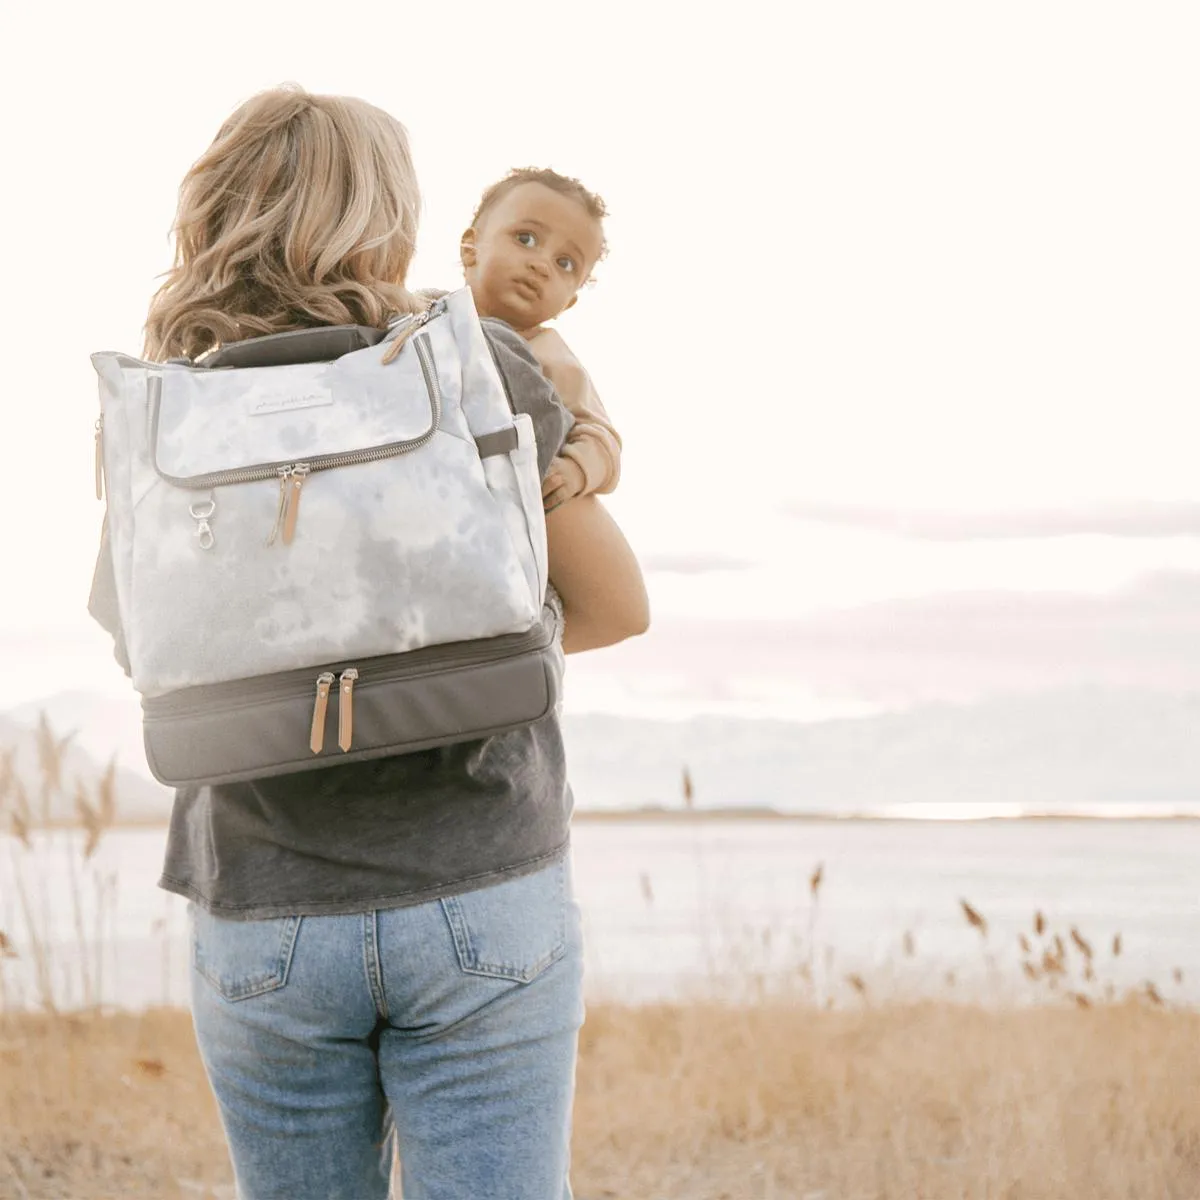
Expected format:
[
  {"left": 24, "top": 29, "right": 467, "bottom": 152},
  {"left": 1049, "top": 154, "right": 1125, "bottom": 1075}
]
[{"left": 142, "top": 646, "right": 562, "bottom": 788}]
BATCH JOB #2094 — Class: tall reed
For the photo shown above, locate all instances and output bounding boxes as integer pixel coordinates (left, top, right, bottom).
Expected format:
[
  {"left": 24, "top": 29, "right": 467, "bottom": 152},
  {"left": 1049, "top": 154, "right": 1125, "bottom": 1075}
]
[{"left": 0, "top": 716, "right": 118, "bottom": 1014}]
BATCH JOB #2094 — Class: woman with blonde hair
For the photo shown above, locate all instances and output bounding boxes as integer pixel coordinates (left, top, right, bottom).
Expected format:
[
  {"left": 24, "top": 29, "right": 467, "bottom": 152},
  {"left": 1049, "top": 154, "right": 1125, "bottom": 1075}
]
[{"left": 90, "top": 85, "right": 648, "bottom": 1200}]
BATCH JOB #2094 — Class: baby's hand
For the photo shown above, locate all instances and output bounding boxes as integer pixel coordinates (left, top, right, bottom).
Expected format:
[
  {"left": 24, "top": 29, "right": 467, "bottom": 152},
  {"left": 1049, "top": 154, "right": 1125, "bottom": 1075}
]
[{"left": 542, "top": 455, "right": 587, "bottom": 512}]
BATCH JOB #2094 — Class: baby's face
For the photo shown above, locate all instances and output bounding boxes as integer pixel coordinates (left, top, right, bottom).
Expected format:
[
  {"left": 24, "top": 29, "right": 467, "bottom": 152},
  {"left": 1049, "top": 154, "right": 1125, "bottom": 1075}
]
[{"left": 463, "top": 182, "right": 603, "bottom": 332}]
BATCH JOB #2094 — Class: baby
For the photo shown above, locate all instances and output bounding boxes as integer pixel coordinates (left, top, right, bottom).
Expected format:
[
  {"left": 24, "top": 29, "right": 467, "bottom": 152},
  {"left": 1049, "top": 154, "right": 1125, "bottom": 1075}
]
[{"left": 459, "top": 167, "right": 621, "bottom": 511}]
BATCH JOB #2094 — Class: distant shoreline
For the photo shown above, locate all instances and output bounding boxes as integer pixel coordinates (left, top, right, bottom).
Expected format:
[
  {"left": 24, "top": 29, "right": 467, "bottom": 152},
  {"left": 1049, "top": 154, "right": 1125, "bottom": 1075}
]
[
  {"left": 14, "top": 807, "right": 1200, "bottom": 834},
  {"left": 571, "top": 807, "right": 1200, "bottom": 824}
]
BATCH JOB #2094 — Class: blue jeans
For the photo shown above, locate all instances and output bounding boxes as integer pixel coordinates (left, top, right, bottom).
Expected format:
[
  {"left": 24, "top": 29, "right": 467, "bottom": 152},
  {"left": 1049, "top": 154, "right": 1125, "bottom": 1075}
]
[{"left": 188, "top": 858, "right": 583, "bottom": 1200}]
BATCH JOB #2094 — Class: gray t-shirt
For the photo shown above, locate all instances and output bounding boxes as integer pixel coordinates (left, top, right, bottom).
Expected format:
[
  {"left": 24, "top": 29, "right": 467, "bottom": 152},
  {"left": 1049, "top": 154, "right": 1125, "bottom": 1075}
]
[{"left": 90, "top": 320, "right": 575, "bottom": 919}]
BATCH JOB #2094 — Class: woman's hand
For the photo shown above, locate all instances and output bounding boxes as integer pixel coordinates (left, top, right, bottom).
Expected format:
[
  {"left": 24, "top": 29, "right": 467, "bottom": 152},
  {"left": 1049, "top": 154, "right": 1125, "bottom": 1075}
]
[{"left": 546, "top": 496, "right": 649, "bottom": 654}]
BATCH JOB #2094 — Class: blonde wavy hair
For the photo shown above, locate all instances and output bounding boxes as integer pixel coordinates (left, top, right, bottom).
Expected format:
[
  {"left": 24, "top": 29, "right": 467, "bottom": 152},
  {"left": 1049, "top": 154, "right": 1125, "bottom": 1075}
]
[{"left": 144, "top": 85, "right": 425, "bottom": 362}]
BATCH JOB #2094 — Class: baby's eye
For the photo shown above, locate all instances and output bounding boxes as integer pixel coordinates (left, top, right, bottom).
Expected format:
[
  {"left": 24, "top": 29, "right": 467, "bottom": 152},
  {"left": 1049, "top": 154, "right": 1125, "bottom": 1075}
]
[
  {"left": 515, "top": 231, "right": 538, "bottom": 248},
  {"left": 556, "top": 256, "right": 577, "bottom": 273}
]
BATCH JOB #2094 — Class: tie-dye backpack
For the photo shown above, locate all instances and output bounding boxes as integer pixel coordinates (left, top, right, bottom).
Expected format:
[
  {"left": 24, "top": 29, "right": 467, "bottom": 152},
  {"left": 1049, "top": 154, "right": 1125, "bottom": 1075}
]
[{"left": 91, "top": 289, "right": 560, "bottom": 786}]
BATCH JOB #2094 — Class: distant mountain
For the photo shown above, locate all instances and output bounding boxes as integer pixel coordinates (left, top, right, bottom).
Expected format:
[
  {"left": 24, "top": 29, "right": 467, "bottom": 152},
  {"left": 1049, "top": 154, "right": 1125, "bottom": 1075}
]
[
  {"left": 562, "top": 690, "right": 1200, "bottom": 814},
  {"left": 8, "top": 690, "right": 150, "bottom": 779},
  {"left": 6, "top": 686, "right": 1200, "bottom": 823},
  {"left": 0, "top": 706, "right": 171, "bottom": 827}
]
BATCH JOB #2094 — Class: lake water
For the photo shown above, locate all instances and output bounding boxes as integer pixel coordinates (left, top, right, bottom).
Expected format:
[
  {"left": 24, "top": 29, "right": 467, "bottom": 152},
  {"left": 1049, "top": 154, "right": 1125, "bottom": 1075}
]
[{"left": 1, "top": 818, "right": 1197, "bottom": 1011}]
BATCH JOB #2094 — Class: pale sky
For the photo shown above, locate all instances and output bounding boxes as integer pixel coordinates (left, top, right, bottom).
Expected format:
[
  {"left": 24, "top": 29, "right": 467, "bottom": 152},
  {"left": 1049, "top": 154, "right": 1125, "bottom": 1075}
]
[{"left": 2, "top": 1, "right": 1198, "bottom": 718}]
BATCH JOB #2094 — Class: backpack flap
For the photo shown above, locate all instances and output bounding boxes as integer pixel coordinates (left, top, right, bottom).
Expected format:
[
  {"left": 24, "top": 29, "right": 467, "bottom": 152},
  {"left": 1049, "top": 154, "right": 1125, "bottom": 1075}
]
[{"left": 152, "top": 348, "right": 438, "bottom": 482}]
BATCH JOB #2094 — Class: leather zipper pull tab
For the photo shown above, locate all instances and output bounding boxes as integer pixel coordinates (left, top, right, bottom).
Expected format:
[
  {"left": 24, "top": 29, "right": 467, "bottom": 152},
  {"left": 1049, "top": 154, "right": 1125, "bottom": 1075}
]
[
  {"left": 338, "top": 668, "right": 359, "bottom": 752},
  {"left": 267, "top": 467, "right": 293, "bottom": 546},
  {"left": 310, "top": 673, "right": 334, "bottom": 754},
  {"left": 381, "top": 303, "right": 434, "bottom": 365},
  {"left": 282, "top": 465, "right": 310, "bottom": 546}
]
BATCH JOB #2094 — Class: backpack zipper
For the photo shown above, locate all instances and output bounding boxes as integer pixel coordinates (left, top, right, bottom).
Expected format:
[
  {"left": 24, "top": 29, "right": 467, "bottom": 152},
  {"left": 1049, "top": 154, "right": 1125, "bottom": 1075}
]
[
  {"left": 146, "top": 616, "right": 557, "bottom": 720},
  {"left": 308, "top": 620, "right": 539, "bottom": 757},
  {"left": 149, "top": 331, "right": 443, "bottom": 545}
]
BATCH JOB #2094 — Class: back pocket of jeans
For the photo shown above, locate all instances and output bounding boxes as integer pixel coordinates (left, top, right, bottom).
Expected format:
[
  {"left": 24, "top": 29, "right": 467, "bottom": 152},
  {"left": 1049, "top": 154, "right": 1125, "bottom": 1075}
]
[
  {"left": 191, "top": 906, "right": 302, "bottom": 1001},
  {"left": 440, "top": 860, "right": 567, "bottom": 983}
]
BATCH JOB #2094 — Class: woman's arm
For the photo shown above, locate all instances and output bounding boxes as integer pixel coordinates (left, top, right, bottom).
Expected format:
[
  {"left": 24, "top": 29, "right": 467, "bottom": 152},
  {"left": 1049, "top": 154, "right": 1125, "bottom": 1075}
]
[{"left": 546, "top": 496, "right": 649, "bottom": 654}]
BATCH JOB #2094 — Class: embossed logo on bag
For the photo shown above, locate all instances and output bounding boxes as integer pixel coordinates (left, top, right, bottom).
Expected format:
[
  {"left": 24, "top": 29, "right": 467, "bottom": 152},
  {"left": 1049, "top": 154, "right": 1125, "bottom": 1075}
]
[{"left": 249, "top": 390, "right": 335, "bottom": 416}]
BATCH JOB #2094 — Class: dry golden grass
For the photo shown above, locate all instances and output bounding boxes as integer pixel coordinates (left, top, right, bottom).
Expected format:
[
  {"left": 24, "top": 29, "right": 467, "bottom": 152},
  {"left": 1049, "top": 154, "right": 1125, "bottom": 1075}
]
[
  {"left": 0, "top": 1008, "right": 230, "bottom": 1199},
  {"left": 5, "top": 723, "right": 1200, "bottom": 1196},
  {"left": 2, "top": 999, "right": 1199, "bottom": 1199},
  {"left": 574, "top": 999, "right": 1200, "bottom": 1200}
]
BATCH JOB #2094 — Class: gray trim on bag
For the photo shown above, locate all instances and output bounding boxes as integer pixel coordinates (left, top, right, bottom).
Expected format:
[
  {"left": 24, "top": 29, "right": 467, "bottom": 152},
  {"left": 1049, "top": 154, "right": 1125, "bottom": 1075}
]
[
  {"left": 475, "top": 427, "right": 520, "bottom": 458},
  {"left": 197, "top": 325, "right": 389, "bottom": 369}
]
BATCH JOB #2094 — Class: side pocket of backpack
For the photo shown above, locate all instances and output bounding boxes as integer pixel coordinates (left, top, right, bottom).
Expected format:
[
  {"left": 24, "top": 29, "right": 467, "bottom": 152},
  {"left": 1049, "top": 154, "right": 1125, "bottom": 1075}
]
[
  {"left": 480, "top": 414, "right": 548, "bottom": 608},
  {"left": 91, "top": 355, "right": 146, "bottom": 680}
]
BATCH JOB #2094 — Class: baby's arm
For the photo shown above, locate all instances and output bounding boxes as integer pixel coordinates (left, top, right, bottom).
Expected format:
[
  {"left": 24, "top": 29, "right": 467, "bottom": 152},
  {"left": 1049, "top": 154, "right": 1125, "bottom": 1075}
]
[{"left": 526, "top": 329, "right": 622, "bottom": 505}]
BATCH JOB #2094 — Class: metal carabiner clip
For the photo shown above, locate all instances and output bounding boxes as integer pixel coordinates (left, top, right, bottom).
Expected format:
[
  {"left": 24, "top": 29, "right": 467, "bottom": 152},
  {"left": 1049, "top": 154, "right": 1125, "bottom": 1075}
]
[{"left": 189, "top": 498, "right": 216, "bottom": 551}]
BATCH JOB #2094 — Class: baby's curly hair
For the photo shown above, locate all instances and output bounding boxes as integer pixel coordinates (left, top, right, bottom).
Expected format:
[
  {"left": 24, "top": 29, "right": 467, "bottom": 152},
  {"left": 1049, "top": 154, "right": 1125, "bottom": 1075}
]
[{"left": 471, "top": 167, "right": 609, "bottom": 263}]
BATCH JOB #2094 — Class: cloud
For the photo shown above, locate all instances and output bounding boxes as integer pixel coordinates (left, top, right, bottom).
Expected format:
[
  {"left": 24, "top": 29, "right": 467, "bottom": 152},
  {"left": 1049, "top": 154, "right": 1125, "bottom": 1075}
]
[
  {"left": 781, "top": 500, "right": 1200, "bottom": 540},
  {"left": 641, "top": 552, "right": 754, "bottom": 574},
  {"left": 586, "top": 571, "right": 1200, "bottom": 705}
]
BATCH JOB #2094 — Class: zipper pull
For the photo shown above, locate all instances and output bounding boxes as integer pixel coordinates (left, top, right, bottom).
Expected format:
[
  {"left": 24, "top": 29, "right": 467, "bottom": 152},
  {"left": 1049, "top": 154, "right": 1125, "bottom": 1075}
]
[
  {"left": 381, "top": 301, "right": 437, "bottom": 365},
  {"left": 267, "top": 467, "right": 294, "bottom": 546},
  {"left": 338, "top": 668, "right": 359, "bottom": 752},
  {"left": 281, "top": 464, "right": 311, "bottom": 546},
  {"left": 310, "top": 672, "right": 335, "bottom": 754},
  {"left": 94, "top": 417, "right": 105, "bottom": 501}
]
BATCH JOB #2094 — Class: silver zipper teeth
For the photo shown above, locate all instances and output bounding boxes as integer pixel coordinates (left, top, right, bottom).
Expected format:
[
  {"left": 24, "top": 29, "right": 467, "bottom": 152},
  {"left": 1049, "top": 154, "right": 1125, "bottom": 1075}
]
[
  {"left": 145, "top": 619, "right": 554, "bottom": 715},
  {"left": 152, "top": 330, "right": 443, "bottom": 490},
  {"left": 310, "top": 338, "right": 443, "bottom": 472}
]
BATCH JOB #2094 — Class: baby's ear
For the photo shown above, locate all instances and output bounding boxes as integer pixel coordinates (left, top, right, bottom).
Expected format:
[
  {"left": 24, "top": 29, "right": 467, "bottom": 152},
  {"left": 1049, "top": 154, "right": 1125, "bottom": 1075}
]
[{"left": 459, "top": 228, "right": 478, "bottom": 269}]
